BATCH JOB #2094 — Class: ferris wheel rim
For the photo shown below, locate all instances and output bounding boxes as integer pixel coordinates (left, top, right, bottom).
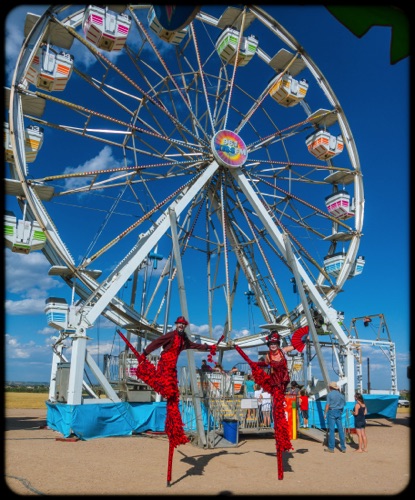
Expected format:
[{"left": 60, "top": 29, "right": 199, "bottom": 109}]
[{"left": 7, "top": 4, "right": 364, "bottom": 336}]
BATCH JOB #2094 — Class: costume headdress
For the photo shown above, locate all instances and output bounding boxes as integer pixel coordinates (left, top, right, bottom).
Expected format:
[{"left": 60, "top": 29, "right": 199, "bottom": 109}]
[
  {"left": 175, "top": 316, "right": 189, "bottom": 326},
  {"left": 266, "top": 331, "right": 281, "bottom": 345}
]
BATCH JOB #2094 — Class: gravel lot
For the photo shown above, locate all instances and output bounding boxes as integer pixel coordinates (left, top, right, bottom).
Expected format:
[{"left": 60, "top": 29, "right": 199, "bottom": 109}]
[{"left": 4, "top": 408, "right": 410, "bottom": 496}]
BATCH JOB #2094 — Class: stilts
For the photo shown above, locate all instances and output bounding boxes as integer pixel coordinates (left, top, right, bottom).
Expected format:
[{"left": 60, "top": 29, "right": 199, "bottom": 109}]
[{"left": 167, "top": 441, "right": 174, "bottom": 487}]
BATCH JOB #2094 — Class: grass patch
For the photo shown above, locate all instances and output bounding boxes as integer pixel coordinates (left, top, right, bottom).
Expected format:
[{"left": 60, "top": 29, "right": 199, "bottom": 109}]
[{"left": 5, "top": 392, "right": 49, "bottom": 409}]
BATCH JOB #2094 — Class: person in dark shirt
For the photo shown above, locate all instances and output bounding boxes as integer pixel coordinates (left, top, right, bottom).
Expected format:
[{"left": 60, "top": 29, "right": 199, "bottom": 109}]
[
  {"left": 201, "top": 359, "right": 213, "bottom": 372},
  {"left": 352, "top": 392, "right": 368, "bottom": 452}
]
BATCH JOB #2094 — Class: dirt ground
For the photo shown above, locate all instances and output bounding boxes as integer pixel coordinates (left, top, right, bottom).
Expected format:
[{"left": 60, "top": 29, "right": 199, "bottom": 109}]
[{"left": 4, "top": 408, "right": 411, "bottom": 496}]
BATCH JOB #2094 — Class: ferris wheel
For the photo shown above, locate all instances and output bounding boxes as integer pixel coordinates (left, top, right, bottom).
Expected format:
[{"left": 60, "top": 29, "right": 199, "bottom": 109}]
[{"left": 6, "top": 5, "right": 364, "bottom": 357}]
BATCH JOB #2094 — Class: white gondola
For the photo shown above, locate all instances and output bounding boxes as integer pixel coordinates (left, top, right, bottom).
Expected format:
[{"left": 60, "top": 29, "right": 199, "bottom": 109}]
[
  {"left": 4, "top": 211, "right": 46, "bottom": 254},
  {"left": 325, "top": 191, "right": 355, "bottom": 219},
  {"left": 4, "top": 122, "right": 14, "bottom": 163},
  {"left": 348, "top": 256, "right": 365, "bottom": 278},
  {"left": 45, "top": 297, "right": 69, "bottom": 331},
  {"left": 25, "top": 45, "right": 74, "bottom": 92},
  {"left": 324, "top": 253, "right": 365, "bottom": 278},
  {"left": 269, "top": 74, "right": 308, "bottom": 107},
  {"left": 24, "top": 125, "right": 44, "bottom": 163},
  {"left": 147, "top": 6, "right": 188, "bottom": 45},
  {"left": 323, "top": 252, "right": 346, "bottom": 278},
  {"left": 306, "top": 129, "right": 344, "bottom": 160},
  {"left": 216, "top": 27, "right": 258, "bottom": 67},
  {"left": 268, "top": 49, "right": 308, "bottom": 107},
  {"left": 82, "top": 5, "right": 131, "bottom": 52},
  {"left": 4, "top": 122, "right": 44, "bottom": 163}
]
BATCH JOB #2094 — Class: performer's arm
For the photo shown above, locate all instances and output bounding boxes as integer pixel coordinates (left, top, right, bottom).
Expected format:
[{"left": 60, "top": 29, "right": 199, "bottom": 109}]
[
  {"left": 184, "top": 336, "right": 210, "bottom": 351},
  {"left": 257, "top": 353, "right": 270, "bottom": 367},
  {"left": 283, "top": 345, "right": 295, "bottom": 354},
  {"left": 142, "top": 332, "right": 172, "bottom": 356},
  {"left": 257, "top": 360, "right": 269, "bottom": 367}
]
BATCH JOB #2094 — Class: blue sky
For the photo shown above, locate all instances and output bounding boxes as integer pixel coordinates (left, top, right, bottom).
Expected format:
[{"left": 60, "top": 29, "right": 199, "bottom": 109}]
[{"left": 4, "top": 5, "right": 410, "bottom": 391}]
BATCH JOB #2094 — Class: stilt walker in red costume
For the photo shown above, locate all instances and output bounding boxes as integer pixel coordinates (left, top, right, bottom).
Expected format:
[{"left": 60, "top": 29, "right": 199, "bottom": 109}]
[
  {"left": 234, "top": 329, "right": 308, "bottom": 480},
  {"left": 117, "top": 316, "right": 216, "bottom": 486}
]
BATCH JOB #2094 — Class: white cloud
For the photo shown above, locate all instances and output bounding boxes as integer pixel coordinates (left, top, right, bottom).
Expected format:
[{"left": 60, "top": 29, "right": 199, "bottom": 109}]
[
  {"left": 4, "top": 249, "right": 65, "bottom": 316},
  {"left": 62, "top": 146, "right": 125, "bottom": 191},
  {"left": 5, "top": 298, "right": 48, "bottom": 316},
  {"left": 5, "top": 250, "right": 63, "bottom": 295},
  {"left": 37, "top": 326, "right": 57, "bottom": 336},
  {"left": 5, "top": 333, "right": 51, "bottom": 359},
  {"left": 5, "top": 6, "right": 50, "bottom": 85},
  {"left": 5, "top": 250, "right": 66, "bottom": 315}
]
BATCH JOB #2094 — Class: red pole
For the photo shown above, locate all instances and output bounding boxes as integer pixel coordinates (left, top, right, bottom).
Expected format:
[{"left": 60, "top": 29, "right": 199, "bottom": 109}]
[
  {"left": 117, "top": 329, "right": 145, "bottom": 362},
  {"left": 167, "top": 441, "right": 174, "bottom": 487}
]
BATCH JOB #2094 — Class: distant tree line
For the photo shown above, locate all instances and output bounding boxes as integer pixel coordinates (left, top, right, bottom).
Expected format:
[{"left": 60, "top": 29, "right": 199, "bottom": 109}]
[{"left": 5, "top": 384, "right": 49, "bottom": 393}]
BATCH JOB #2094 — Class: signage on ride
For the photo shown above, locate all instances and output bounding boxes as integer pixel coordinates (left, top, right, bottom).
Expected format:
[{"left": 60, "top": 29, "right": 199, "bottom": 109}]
[{"left": 211, "top": 130, "right": 248, "bottom": 168}]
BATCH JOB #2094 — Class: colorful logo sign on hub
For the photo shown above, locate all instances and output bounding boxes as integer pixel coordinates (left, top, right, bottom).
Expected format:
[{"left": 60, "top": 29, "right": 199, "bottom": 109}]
[{"left": 211, "top": 130, "right": 248, "bottom": 168}]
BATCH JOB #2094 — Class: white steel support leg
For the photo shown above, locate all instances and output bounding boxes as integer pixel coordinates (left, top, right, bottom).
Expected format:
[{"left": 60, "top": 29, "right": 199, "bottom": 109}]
[
  {"left": 83, "top": 162, "right": 219, "bottom": 328},
  {"left": 389, "top": 344, "right": 398, "bottom": 394},
  {"left": 49, "top": 342, "right": 63, "bottom": 402},
  {"left": 356, "top": 353, "right": 363, "bottom": 394},
  {"left": 283, "top": 233, "right": 330, "bottom": 387},
  {"left": 169, "top": 208, "right": 207, "bottom": 447},
  {"left": 231, "top": 168, "right": 350, "bottom": 346},
  {"left": 343, "top": 348, "right": 356, "bottom": 401},
  {"left": 66, "top": 334, "right": 88, "bottom": 405},
  {"left": 233, "top": 170, "right": 357, "bottom": 400},
  {"left": 85, "top": 351, "right": 120, "bottom": 402}
]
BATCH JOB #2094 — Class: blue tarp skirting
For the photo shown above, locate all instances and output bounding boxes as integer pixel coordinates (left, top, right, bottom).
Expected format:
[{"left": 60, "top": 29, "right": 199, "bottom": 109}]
[
  {"left": 46, "top": 394, "right": 398, "bottom": 440},
  {"left": 362, "top": 394, "right": 399, "bottom": 418},
  {"left": 46, "top": 400, "right": 213, "bottom": 440},
  {"left": 46, "top": 401, "right": 168, "bottom": 440},
  {"left": 307, "top": 394, "right": 399, "bottom": 429}
]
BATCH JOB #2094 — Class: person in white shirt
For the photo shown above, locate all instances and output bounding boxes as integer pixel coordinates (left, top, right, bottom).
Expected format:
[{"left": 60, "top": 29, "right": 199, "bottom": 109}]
[
  {"left": 254, "top": 384, "right": 263, "bottom": 424},
  {"left": 260, "top": 390, "right": 272, "bottom": 427}
]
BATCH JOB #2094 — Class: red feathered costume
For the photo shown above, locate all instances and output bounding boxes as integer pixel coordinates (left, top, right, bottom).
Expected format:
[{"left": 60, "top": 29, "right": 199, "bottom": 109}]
[
  {"left": 235, "top": 334, "right": 294, "bottom": 480},
  {"left": 118, "top": 317, "right": 215, "bottom": 485}
]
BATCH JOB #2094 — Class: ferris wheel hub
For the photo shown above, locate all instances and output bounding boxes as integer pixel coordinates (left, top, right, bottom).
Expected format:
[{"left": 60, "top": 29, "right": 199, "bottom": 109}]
[{"left": 211, "top": 130, "right": 248, "bottom": 168}]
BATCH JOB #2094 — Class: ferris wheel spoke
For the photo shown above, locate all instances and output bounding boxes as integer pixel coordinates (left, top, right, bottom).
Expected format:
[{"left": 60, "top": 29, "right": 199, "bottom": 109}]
[
  {"left": 189, "top": 23, "right": 216, "bottom": 135},
  {"left": 129, "top": 10, "right": 194, "bottom": 114},
  {"left": 232, "top": 188, "right": 292, "bottom": 320},
  {"left": 83, "top": 172, "right": 208, "bottom": 267},
  {"left": 63, "top": 19, "right": 211, "bottom": 150}
]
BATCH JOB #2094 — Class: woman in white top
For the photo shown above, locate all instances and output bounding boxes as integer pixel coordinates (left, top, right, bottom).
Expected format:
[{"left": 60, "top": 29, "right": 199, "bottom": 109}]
[
  {"left": 254, "top": 384, "right": 263, "bottom": 424},
  {"left": 260, "top": 390, "right": 272, "bottom": 427}
]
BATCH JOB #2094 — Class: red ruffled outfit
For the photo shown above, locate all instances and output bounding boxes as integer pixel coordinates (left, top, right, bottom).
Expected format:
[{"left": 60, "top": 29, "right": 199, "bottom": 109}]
[
  {"left": 135, "top": 329, "right": 210, "bottom": 449},
  {"left": 235, "top": 345, "right": 293, "bottom": 480},
  {"left": 118, "top": 327, "right": 215, "bottom": 484}
]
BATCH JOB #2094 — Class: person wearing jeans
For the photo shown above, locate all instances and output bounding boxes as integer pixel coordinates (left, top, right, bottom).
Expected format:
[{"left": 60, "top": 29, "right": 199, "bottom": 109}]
[{"left": 324, "top": 381, "right": 346, "bottom": 453}]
